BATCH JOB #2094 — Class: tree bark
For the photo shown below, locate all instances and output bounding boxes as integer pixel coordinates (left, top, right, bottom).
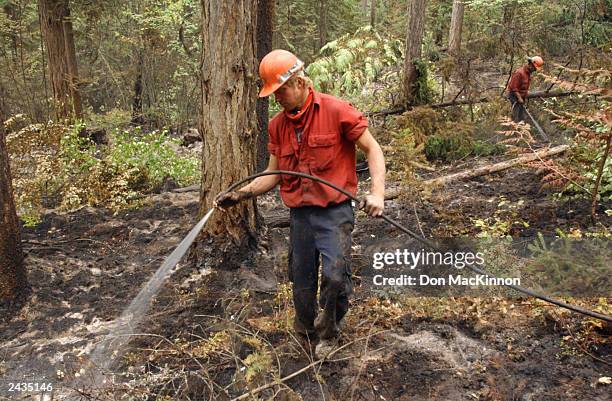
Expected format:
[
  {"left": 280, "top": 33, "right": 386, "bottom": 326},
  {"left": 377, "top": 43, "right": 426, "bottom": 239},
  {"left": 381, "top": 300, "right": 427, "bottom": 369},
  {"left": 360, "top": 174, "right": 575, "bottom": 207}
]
[
  {"left": 448, "top": 0, "right": 465, "bottom": 55},
  {"left": 0, "top": 93, "right": 27, "bottom": 305},
  {"left": 402, "top": 0, "right": 427, "bottom": 105},
  {"left": 38, "top": 0, "right": 82, "bottom": 121},
  {"left": 256, "top": 0, "right": 274, "bottom": 172},
  {"left": 199, "top": 1, "right": 259, "bottom": 246}
]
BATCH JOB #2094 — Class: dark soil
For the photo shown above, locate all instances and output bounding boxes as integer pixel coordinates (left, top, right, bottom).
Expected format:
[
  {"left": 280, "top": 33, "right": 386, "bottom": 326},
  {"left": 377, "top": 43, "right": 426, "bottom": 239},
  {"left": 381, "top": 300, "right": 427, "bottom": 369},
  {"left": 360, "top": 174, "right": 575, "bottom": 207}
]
[{"left": 0, "top": 162, "right": 610, "bottom": 401}]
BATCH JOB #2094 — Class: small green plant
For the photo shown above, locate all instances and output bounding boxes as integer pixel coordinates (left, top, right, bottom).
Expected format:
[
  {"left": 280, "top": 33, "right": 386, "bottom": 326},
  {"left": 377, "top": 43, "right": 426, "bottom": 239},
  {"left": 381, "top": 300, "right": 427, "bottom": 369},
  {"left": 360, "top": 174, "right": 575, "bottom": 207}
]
[{"left": 471, "top": 196, "right": 529, "bottom": 238}]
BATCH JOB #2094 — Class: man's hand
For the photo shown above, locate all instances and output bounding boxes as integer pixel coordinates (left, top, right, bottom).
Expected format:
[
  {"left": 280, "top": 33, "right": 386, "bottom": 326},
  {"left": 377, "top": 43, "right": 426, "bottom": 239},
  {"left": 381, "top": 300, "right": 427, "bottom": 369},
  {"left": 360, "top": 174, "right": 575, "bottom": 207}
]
[
  {"left": 214, "top": 190, "right": 252, "bottom": 209},
  {"left": 360, "top": 194, "right": 384, "bottom": 217},
  {"left": 517, "top": 94, "right": 524, "bottom": 104}
]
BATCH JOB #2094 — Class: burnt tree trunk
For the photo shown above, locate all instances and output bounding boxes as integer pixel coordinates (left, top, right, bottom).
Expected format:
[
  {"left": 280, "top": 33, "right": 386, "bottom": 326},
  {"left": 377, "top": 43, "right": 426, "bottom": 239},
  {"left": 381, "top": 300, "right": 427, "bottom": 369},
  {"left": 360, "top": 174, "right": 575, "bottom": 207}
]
[
  {"left": 38, "top": 0, "right": 82, "bottom": 121},
  {"left": 199, "top": 1, "right": 259, "bottom": 247},
  {"left": 448, "top": 0, "right": 465, "bottom": 55},
  {"left": 0, "top": 95, "right": 27, "bottom": 305},
  {"left": 256, "top": 0, "right": 274, "bottom": 172},
  {"left": 402, "top": 0, "right": 427, "bottom": 105}
]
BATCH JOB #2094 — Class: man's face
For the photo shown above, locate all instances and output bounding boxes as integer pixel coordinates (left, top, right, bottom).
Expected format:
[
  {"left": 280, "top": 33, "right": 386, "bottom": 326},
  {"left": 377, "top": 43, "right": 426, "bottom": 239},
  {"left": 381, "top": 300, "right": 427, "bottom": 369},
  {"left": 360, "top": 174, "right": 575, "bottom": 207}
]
[{"left": 273, "top": 78, "right": 305, "bottom": 111}]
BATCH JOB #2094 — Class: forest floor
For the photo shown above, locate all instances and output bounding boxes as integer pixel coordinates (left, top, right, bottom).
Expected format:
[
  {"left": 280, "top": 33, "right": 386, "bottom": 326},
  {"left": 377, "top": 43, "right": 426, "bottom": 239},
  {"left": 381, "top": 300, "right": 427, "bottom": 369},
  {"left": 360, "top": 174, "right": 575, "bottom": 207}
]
[{"left": 1, "top": 142, "right": 610, "bottom": 400}]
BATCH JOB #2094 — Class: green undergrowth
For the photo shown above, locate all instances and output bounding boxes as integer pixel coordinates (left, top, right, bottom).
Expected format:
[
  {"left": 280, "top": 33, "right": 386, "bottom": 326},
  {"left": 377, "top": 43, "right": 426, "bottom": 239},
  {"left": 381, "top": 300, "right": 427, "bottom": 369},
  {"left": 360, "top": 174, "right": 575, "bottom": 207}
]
[
  {"left": 425, "top": 135, "right": 506, "bottom": 161},
  {"left": 7, "top": 121, "right": 200, "bottom": 224}
]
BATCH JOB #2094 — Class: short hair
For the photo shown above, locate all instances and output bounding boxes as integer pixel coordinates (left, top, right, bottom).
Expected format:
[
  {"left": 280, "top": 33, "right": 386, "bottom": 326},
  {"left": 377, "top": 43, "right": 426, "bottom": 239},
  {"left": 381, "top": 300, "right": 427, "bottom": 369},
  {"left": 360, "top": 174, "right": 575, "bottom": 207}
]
[{"left": 286, "top": 69, "right": 313, "bottom": 88}]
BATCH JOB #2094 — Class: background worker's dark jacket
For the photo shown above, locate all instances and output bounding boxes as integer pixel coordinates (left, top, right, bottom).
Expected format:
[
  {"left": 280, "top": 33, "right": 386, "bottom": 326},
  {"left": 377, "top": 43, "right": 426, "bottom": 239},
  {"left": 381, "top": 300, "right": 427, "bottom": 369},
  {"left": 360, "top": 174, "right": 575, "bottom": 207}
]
[{"left": 507, "top": 65, "right": 532, "bottom": 98}]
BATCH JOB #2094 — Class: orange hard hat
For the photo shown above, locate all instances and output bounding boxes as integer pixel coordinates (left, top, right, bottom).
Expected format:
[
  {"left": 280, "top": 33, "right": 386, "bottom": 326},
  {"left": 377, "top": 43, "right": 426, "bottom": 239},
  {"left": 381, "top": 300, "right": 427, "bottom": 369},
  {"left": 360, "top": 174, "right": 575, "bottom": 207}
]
[
  {"left": 258, "top": 49, "right": 304, "bottom": 97},
  {"left": 528, "top": 56, "right": 544, "bottom": 70}
]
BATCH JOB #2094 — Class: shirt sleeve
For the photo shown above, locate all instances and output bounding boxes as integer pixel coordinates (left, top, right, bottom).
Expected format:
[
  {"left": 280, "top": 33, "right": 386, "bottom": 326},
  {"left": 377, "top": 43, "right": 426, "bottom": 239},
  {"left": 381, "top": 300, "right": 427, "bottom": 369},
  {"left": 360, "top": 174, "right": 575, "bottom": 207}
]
[
  {"left": 340, "top": 102, "right": 369, "bottom": 142},
  {"left": 267, "top": 120, "right": 279, "bottom": 157}
]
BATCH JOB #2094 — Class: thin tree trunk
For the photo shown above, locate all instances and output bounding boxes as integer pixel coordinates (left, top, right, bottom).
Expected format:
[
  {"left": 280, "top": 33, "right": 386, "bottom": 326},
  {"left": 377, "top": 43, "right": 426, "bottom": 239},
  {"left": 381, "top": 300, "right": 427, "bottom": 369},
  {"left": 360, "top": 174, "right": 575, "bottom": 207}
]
[
  {"left": 3, "top": 3, "right": 19, "bottom": 62},
  {"left": 448, "top": 0, "right": 465, "bottom": 55},
  {"left": 38, "top": 0, "right": 82, "bottom": 121},
  {"left": 61, "top": 5, "right": 82, "bottom": 119},
  {"left": 591, "top": 134, "right": 611, "bottom": 218},
  {"left": 256, "top": 0, "right": 274, "bottom": 172},
  {"left": 132, "top": 51, "right": 144, "bottom": 125},
  {"left": 0, "top": 91, "right": 27, "bottom": 305},
  {"left": 370, "top": 0, "right": 376, "bottom": 28},
  {"left": 318, "top": 0, "right": 328, "bottom": 50},
  {"left": 402, "top": 0, "right": 427, "bottom": 105},
  {"left": 362, "top": 0, "right": 368, "bottom": 21},
  {"left": 199, "top": 1, "right": 259, "bottom": 246}
]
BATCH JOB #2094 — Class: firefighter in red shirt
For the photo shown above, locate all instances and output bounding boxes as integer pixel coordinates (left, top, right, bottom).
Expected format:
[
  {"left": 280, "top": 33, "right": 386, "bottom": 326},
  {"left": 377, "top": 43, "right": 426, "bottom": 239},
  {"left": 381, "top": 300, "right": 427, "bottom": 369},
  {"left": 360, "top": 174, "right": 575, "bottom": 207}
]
[
  {"left": 215, "top": 50, "right": 386, "bottom": 356},
  {"left": 507, "top": 56, "right": 544, "bottom": 122}
]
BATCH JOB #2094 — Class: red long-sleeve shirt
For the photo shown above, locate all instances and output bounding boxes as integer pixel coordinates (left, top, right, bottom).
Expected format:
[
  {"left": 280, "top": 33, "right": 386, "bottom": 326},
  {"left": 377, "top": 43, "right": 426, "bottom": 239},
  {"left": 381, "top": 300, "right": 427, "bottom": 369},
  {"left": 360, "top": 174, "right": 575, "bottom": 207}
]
[{"left": 507, "top": 65, "right": 532, "bottom": 98}]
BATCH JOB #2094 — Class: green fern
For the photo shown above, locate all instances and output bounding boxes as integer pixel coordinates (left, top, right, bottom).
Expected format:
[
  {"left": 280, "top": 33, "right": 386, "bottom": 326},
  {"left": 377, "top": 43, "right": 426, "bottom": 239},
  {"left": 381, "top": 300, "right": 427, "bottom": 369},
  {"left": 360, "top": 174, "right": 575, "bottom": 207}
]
[{"left": 306, "top": 26, "right": 403, "bottom": 99}]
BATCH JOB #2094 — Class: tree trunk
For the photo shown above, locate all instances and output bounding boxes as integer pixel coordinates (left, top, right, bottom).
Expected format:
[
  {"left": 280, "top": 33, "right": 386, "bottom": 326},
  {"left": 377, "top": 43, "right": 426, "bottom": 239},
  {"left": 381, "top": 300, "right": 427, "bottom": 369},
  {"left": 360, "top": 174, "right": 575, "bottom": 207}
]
[
  {"left": 362, "top": 0, "right": 368, "bottom": 21},
  {"left": 402, "top": 0, "right": 427, "bottom": 105},
  {"left": 0, "top": 93, "right": 27, "bottom": 305},
  {"left": 448, "top": 0, "right": 465, "bottom": 55},
  {"left": 591, "top": 134, "right": 611, "bottom": 219},
  {"left": 199, "top": 1, "right": 259, "bottom": 246},
  {"left": 318, "top": 0, "right": 328, "bottom": 50},
  {"left": 256, "top": 0, "right": 274, "bottom": 172},
  {"left": 370, "top": 0, "right": 376, "bottom": 28},
  {"left": 3, "top": 3, "right": 19, "bottom": 61},
  {"left": 131, "top": 51, "right": 144, "bottom": 125},
  {"left": 38, "top": 0, "right": 82, "bottom": 121}
]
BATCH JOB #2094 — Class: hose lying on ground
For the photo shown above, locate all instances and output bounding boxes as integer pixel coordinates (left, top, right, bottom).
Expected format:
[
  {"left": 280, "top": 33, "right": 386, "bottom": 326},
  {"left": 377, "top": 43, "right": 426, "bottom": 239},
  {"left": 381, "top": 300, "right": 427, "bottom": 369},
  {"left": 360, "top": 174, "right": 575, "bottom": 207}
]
[{"left": 225, "top": 170, "right": 612, "bottom": 323}]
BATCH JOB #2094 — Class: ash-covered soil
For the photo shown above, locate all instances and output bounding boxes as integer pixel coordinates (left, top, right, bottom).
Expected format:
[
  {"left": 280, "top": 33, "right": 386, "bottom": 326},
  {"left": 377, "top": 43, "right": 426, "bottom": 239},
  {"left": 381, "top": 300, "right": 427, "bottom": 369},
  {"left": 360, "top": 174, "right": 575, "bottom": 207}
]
[{"left": 1, "top": 162, "right": 610, "bottom": 401}]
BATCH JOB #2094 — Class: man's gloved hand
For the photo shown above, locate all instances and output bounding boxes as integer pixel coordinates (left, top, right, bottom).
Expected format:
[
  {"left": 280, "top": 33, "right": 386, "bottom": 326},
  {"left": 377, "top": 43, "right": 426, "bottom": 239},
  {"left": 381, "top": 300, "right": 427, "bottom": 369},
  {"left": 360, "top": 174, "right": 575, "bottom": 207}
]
[
  {"left": 214, "top": 190, "right": 253, "bottom": 209},
  {"left": 359, "top": 194, "right": 384, "bottom": 217}
]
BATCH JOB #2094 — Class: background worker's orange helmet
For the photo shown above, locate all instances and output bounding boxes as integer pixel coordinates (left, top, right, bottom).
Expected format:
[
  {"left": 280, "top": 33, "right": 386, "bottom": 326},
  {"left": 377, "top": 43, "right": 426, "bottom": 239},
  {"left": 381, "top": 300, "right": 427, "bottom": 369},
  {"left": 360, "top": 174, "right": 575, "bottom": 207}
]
[
  {"left": 528, "top": 56, "right": 544, "bottom": 70},
  {"left": 258, "top": 49, "right": 304, "bottom": 97}
]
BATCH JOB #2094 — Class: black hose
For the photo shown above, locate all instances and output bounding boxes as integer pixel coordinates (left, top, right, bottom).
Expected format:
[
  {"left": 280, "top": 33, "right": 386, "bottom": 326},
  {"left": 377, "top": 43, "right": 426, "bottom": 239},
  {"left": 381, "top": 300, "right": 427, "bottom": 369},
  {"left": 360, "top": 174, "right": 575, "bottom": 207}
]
[{"left": 226, "top": 170, "right": 612, "bottom": 323}]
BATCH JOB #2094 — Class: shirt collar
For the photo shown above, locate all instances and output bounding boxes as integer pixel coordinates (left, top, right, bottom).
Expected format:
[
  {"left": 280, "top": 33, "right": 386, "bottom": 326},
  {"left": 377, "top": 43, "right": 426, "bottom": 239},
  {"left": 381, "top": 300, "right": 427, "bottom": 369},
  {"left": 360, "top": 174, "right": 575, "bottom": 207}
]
[{"left": 312, "top": 88, "right": 322, "bottom": 106}]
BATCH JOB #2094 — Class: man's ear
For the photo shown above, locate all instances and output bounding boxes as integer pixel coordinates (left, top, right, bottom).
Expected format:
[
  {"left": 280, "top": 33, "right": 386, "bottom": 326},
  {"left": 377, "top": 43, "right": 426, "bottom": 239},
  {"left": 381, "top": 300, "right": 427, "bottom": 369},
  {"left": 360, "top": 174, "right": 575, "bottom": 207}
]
[{"left": 298, "top": 77, "right": 307, "bottom": 90}]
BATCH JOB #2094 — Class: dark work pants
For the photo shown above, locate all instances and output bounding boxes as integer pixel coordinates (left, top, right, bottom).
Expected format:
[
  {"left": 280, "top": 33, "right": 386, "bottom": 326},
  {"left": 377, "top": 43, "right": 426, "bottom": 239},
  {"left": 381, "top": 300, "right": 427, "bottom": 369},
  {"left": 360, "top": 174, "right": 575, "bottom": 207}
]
[
  {"left": 288, "top": 201, "right": 354, "bottom": 335},
  {"left": 508, "top": 92, "right": 527, "bottom": 123}
]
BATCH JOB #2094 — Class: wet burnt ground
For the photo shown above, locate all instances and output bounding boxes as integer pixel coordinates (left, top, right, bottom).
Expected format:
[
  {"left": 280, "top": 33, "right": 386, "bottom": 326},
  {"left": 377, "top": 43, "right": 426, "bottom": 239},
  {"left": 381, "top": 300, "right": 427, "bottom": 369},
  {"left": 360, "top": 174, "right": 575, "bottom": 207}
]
[{"left": 0, "top": 160, "right": 610, "bottom": 400}]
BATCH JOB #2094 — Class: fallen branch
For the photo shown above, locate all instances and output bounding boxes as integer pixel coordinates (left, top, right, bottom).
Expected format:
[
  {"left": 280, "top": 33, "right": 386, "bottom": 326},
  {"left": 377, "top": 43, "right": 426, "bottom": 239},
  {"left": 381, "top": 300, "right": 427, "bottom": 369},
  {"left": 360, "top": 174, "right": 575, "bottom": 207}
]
[
  {"left": 367, "top": 91, "right": 576, "bottom": 117},
  {"left": 424, "top": 145, "right": 569, "bottom": 187},
  {"left": 172, "top": 184, "right": 199, "bottom": 193}
]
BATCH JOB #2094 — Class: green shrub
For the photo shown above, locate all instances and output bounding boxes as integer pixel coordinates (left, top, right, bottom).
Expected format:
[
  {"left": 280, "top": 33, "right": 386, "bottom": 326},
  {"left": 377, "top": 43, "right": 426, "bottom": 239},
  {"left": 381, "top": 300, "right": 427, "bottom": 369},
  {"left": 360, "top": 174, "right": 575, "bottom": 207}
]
[
  {"left": 425, "top": 135, "right": 505, "bottom": 161},
  {"left": 8, "top": 122, "right": 201, "bottom": 221}
]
